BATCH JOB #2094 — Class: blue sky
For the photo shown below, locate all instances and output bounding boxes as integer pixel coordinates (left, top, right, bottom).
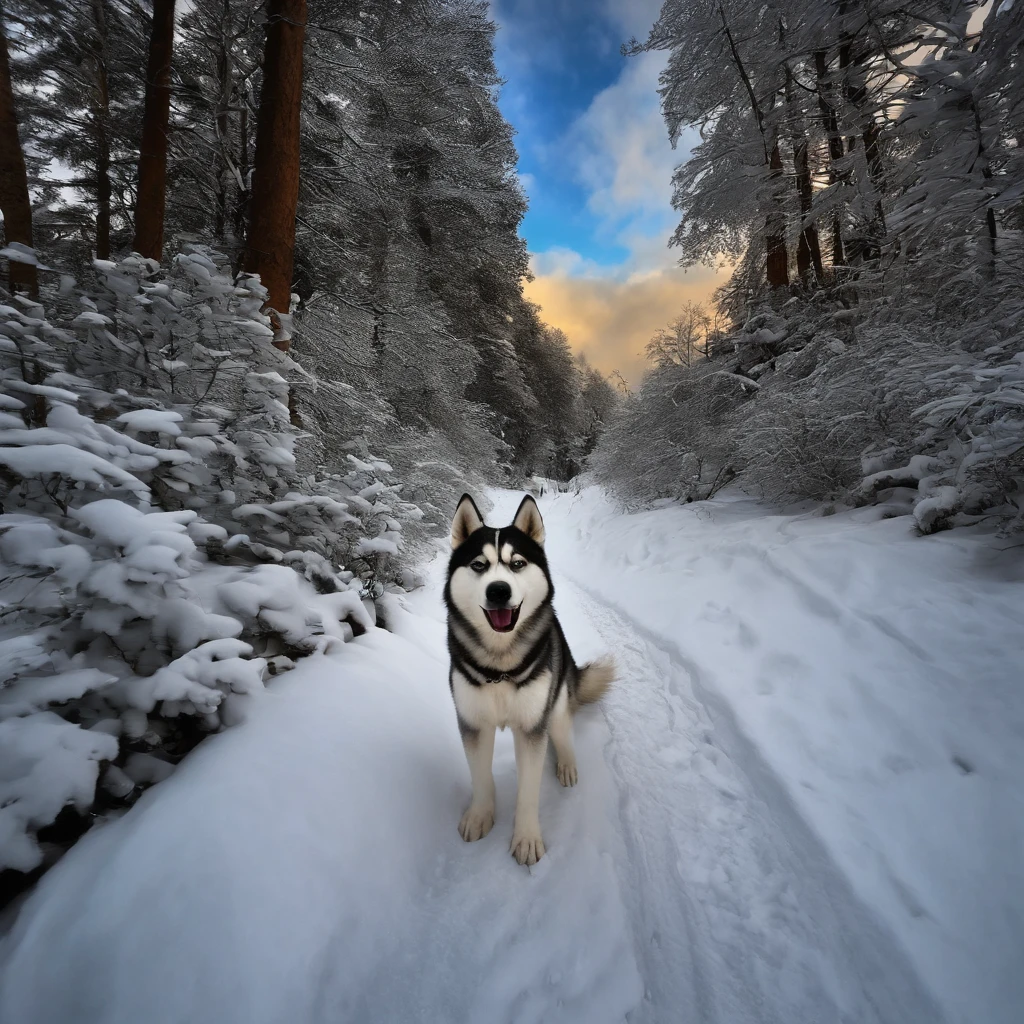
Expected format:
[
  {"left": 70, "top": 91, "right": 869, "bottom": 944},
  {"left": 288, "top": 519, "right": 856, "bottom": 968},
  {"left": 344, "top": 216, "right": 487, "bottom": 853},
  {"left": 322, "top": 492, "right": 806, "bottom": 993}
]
[
  {"left": 489, "top": 0, "right": 726, "bottom": 385},
  {"left": 492, "top": 0, "right": 649, "bottom": 267}
]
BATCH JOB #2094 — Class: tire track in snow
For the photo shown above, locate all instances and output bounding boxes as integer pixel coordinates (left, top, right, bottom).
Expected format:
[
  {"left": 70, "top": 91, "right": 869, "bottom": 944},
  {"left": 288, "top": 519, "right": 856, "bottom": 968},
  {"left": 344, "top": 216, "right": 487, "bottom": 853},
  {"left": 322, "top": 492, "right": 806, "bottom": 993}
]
[{"left": 558, "top": 574, "right": 946, "bottom": 1024}]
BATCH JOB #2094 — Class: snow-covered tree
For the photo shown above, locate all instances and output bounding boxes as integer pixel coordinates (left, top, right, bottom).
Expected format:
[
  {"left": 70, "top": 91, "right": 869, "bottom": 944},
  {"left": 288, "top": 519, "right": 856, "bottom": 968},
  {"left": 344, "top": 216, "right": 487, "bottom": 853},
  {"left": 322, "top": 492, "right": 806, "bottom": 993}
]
[{"left": 598, "top": 0, "right": 1024, "bottom": 530}]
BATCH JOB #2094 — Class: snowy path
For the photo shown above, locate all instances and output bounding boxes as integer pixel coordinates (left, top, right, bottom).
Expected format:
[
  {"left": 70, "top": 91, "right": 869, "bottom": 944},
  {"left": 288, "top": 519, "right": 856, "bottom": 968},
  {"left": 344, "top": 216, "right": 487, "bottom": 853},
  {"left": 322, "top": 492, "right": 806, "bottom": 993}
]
[
  {"left": 559, "top": 580, "right": 939, "bottom": 1023},
  {"left": 1, "top": 487, "right": 1019, "bottom": 1024}
]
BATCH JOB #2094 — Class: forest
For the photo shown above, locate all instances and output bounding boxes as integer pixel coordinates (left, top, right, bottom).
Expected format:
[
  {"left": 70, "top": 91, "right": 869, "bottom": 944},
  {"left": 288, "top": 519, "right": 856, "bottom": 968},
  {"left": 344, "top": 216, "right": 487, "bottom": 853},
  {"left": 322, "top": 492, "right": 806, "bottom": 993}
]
[{"left": 596, "top": 0, "right": 1024, "bottom": 536}]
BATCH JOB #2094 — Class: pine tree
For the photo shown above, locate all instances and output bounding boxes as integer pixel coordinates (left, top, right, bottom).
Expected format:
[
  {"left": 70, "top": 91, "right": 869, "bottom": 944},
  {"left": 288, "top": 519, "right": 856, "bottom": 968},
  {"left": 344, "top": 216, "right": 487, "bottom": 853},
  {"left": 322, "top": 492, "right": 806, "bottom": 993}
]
[
  {"left": 0, "top": 4, "right": 35, "bottom": 295},
  {"left": 3, "top": 0, "right": 144, "bottom": 268}
]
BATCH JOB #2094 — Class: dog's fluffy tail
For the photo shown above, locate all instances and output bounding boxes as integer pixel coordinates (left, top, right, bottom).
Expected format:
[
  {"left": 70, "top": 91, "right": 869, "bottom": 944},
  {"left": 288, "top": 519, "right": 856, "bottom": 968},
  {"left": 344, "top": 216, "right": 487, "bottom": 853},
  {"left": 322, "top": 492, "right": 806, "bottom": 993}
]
[{"left": 572, "top": 656, "right": 615, "bottom": 712}]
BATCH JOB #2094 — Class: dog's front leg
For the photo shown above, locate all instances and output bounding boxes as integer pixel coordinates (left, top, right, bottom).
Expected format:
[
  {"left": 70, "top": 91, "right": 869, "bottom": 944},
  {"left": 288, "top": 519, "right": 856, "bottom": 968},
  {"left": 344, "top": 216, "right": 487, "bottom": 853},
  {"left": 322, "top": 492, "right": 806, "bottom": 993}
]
[
  {"left": 458, "top": 724, "right": 496, "bottom": 842},
  {"left": 510, "top": 728, "right": 548, "bottom": 865}
]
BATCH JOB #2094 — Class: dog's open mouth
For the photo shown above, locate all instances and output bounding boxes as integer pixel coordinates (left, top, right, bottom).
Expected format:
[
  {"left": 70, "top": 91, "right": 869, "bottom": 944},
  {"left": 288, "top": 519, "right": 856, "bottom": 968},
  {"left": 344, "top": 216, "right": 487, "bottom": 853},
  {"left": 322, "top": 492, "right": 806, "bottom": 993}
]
[{"left": 483, "top": 605, "right": 521, "bottom": 632}]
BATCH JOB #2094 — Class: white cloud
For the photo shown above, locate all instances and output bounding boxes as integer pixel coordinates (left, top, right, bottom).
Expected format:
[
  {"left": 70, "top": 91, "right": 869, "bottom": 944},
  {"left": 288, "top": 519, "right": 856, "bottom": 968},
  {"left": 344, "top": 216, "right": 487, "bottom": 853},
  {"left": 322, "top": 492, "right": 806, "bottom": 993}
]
[
  {"left": 516, "top": 170, "right": 537, "bottom": 195},
  {"left": 599, "top": 0, "right": 664, "bottom": 42},
  {"left": 567, "top": 52, "right": 676, "bottom": 225},
  {"left": 494, "top": 0, "right": 731, "bottom": 384},
  {"left": 530, "top": 247, "right": 602, "bottom": 278}
]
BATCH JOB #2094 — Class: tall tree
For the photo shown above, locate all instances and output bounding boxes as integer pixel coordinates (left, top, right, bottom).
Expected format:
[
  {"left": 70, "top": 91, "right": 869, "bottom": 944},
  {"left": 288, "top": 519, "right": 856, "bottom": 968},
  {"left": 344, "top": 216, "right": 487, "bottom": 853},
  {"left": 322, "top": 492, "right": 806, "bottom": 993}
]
[
  {"left": 243, "top": 0, "right": 306, "bottom": 349},
  {"left": 4, "top": 0, "right": 143, "bottom": 269},
  {"left": 0, "top": 6, "right": 35, "bottom": 295},
  {"left": 133, "top": 0, "right": 176, "bottom": 260}
]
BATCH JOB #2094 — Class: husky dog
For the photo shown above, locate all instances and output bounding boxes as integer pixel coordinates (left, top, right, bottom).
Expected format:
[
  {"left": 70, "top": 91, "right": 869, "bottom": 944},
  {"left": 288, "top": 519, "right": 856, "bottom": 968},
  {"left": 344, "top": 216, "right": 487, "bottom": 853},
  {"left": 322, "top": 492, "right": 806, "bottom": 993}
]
[{"left": 444, "top": 493, "right": 614, "bottom": 865}]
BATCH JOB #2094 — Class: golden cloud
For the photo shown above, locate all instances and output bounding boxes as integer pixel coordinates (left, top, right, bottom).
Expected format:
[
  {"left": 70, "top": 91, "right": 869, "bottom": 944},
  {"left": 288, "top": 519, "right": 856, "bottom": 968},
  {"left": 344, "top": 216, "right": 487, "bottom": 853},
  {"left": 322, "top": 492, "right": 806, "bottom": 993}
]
[{"left": 524, "top": 262, "right": 730, "bottom": 389}]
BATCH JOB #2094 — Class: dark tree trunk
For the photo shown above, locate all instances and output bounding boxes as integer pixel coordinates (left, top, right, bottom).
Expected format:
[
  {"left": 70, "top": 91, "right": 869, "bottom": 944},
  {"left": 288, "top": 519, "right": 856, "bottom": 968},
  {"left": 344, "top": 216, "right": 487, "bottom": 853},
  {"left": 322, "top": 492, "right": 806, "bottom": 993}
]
[
  {"left": 90, "top": 0, "right": 112, "bottom": 260},
  {"left": 765, "top": 139, "right": 789, "bottom": 290},
  {"left": 232, "top": 95, "right": 250, "bottom": 247},
  {"left": 243, "top": 0, "right": 307, "bottom": 352},
  {"left": 793, "top": 137, "right": 824, "bottom": 283},
  {"left": 815, "top": 48, "right": 847, "bottom": 268},
  {"left": 133, "top": 0, "right": 177, "bottom": 261},
  {"left": 968, "top": 93, "right": 999, "bottom": 277},
  {"left": 0, "top": 14, "right": 36, "bottom": 296}
]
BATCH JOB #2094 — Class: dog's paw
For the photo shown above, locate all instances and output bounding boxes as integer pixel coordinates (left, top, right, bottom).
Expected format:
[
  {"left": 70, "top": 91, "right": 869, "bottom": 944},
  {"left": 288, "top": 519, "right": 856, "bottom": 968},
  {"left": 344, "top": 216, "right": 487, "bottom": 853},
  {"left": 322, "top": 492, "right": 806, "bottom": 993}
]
[
  {"left": 510, "top": 829, "right": 545, "bottom": 866},
  {"left": 556, "top": 761, "right": 578, "bottom": 787},
  {"left": 458, "top": 805, "right": 495, "bottom": 842}
]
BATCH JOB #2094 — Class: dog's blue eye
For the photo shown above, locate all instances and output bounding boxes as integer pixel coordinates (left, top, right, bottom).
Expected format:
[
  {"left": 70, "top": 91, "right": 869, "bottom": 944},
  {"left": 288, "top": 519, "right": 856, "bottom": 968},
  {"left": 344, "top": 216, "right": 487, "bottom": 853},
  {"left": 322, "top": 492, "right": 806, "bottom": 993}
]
[{"left": 470, "top": 561, "right": 487, "bottom": 573}]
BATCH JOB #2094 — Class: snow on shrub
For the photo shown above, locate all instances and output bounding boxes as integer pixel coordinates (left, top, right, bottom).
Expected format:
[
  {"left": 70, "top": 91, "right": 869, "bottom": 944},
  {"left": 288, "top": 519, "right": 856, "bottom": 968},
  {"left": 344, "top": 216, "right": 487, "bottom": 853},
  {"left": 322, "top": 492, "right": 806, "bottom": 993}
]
[{"left": 0, "top": 254, "right": 426, "bottom": 874}]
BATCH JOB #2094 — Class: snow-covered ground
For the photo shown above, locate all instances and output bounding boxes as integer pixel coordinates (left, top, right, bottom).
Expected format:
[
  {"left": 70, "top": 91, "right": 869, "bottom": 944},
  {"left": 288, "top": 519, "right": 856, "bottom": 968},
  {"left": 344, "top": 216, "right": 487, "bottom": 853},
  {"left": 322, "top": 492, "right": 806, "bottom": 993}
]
[{"left": 0, "top": 486, "right": 1020, "bottom": 1024}]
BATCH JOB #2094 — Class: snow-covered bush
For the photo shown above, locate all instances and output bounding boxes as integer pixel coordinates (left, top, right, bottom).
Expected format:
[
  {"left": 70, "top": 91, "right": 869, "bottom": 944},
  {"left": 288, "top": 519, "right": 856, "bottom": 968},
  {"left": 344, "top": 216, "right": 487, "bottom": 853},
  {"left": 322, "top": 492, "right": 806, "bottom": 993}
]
[
  {"left": 856, "top": 289, "right": 1024, "bottom": 533},
  {"left": 590, "top": 360, "right": 748, "bottom": 507},
  {"left": 0, "top": 255, "right": 424, "bottom": 874},
  {"left": 593, "top": 276, "right": 1024, "bottom": 532}
]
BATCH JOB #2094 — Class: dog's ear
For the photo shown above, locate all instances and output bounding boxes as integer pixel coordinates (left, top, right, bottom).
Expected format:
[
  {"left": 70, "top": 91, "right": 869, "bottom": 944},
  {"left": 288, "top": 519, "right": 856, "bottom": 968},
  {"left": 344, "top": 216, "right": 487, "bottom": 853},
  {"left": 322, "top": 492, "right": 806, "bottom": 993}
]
[
  {"left": 512, "top": 495, "right": 545, "bottom": 546},
  {"left": 451, "top": 493, "right": 484, "bottom": 549}
]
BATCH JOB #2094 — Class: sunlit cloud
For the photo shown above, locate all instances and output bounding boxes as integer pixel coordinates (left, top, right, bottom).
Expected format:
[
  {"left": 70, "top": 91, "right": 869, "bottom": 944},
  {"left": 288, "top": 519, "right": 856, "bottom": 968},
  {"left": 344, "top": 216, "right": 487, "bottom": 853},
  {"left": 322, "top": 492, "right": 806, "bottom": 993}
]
[
  {"left": 525, "top": 49, "right": 730, "bottom": 387},
  {"left": 525, "top": 258, "right": 725, "bottom": 389}
]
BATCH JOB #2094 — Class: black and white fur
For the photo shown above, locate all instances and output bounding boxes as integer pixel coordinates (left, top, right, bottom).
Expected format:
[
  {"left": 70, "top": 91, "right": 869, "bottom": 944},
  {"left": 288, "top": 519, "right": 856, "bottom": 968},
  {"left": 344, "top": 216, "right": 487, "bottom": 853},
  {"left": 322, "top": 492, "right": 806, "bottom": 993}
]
[{"left": 444, "top": 493, "right": 614, "bottom": 865}]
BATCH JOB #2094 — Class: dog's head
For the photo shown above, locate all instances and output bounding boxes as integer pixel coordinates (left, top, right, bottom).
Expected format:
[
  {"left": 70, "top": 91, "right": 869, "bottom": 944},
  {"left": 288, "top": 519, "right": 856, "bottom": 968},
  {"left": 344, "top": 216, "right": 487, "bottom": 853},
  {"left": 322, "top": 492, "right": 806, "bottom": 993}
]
[{"left": 445, "top": 493, "right": 551, "bottom": 644}]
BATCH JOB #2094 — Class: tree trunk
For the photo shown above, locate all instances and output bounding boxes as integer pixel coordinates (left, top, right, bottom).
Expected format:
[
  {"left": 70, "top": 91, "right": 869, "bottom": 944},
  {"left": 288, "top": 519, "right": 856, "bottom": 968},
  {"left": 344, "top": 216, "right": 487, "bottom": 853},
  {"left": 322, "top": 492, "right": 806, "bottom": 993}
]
[
  {"left": 784, "top": 60, "right": 824, "bottom": 285},
  {"left": 793, "top": 137, "right": 823, "bottom": 283},
  {"left": 815, "top": 48, "right": 847, "bottom": 268},
  {"left": 765, "top": 139, "right": 789, "bottom": 290},
  {"left": 90, "top": 0, "right": 112, "bottom": 260},
  {"left": 133, "top": 0, "right": 177, "bottom": 261},
  {"left": 0, "top": 14, "right": 36, "bottom": 296},
  {"left": 720, "top": 7, "right": 788, "bottom": 291},
  {"left": 232, "top": 94, "right": 250, "bottom": 249},
  {"left": 243, "top": 0, "right": 306, "bottom": 352}
]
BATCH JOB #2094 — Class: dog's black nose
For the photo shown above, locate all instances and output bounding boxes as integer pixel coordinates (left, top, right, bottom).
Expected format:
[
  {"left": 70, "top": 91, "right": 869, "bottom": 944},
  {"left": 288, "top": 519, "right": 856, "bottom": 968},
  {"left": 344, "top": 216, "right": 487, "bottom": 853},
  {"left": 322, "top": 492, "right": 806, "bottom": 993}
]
[{"left": 485, "top": 581, "right": 512, "bottom": 606}]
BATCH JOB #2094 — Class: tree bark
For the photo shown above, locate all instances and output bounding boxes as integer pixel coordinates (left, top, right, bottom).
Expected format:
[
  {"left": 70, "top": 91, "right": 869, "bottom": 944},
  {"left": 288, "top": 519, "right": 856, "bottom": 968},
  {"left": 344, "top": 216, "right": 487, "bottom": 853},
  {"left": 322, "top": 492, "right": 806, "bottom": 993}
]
[
  {"left": 90, "top": 0, "right": 112, "bottom": 260},
  {"left": 0, "top": 13, "right": 36, "bottom": 296},
  {"left": 133, "top": 0, "right": 177, "bottom": 261},
  {"left": 232, "top": 94, "right": 250, "bottom": 248},
  {"left": 840, "top": 40, "right": 886, "bottom": 261},
  {"left": 793, "top": 136, "right": 823, "bottom": 283},
  {"left": 243, "top": 0, "right": 307, "bottom": 352}
]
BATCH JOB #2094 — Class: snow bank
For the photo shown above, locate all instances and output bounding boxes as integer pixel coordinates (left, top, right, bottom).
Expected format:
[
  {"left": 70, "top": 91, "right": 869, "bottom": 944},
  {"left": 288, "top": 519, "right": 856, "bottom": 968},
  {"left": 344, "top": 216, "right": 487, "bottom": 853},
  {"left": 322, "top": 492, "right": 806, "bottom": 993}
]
[
  {"left": 0, "top": 617, "right": 641, "bottom": 1024},
  {"left": 536, "top": 485, "right": 1024, "bottom": 1024}
]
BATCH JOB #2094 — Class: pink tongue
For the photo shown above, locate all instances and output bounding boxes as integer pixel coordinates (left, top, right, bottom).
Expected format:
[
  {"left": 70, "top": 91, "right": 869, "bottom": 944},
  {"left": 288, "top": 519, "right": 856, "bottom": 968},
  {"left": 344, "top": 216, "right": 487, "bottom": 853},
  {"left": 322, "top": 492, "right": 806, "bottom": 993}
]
[{"left": 488, "top": 608, "right": 513, "bottom": 629}]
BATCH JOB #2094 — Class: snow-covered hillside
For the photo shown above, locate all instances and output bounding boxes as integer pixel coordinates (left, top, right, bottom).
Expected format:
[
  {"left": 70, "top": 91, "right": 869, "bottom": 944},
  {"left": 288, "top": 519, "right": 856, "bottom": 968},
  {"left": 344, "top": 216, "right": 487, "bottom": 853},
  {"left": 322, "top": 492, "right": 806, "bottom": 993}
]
[{"left": 0, "top": 487, "right": 1020, "bottom": 1024}]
